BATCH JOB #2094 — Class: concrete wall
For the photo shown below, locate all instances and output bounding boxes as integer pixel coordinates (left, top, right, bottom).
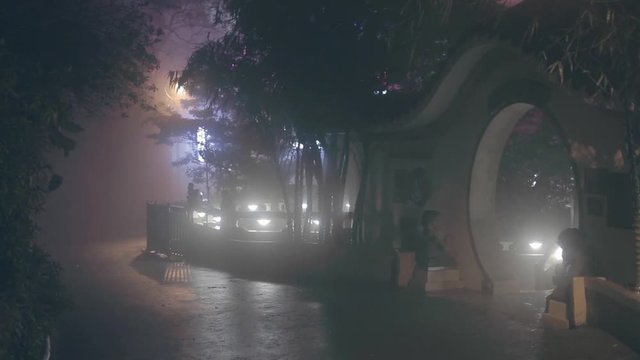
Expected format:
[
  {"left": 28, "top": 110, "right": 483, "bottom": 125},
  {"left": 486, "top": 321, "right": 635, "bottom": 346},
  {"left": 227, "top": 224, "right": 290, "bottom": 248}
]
[{"left": 586, "top": 278, "right": 640, "bottom": 352}]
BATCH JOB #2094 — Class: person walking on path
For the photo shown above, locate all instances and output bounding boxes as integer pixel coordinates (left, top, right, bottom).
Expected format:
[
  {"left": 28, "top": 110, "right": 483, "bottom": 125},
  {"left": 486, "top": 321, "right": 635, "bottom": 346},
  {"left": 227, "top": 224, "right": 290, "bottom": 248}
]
[{"left": 186, "top": 182, "right": 203, "bottom": 222}]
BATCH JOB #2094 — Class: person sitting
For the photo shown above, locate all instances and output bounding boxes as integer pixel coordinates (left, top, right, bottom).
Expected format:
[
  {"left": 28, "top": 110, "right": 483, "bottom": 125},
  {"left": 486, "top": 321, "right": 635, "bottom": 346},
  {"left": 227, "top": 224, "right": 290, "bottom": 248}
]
[
  {"left": 546, "top": 228, "right": 592, "bottom": 314},
  {"left": 419, "top": 210, "right": 455, "bottom": 269}
]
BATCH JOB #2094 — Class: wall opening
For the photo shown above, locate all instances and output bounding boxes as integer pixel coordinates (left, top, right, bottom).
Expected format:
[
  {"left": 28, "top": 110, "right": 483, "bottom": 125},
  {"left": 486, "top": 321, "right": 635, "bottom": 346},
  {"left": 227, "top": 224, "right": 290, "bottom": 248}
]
[{"left": 470, "top": 103, "right": 577, "bottom": 290}]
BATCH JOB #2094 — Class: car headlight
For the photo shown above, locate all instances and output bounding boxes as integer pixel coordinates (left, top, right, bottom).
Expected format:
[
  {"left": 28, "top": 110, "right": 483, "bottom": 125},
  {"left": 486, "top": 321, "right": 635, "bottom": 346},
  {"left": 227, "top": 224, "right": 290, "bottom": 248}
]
[
  {"left": 257, "top": 219, "right": 271, "bottom": 226},
  {"left": 247, "top": 204, "right": 258, "bottom": 211},
  {"left": 528, "top": 241, "right": 543, "bottom": 251}
]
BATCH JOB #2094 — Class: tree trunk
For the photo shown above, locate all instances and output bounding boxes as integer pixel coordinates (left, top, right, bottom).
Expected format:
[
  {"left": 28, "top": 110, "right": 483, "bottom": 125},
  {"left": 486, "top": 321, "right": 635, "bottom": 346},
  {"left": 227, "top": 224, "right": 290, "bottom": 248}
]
[
  {"left": 625, "top": 109, "right": 640, "bottom": 292},
  {"left": 309, "top": 141, "right": 325, "bottom": 242},
  {"left": 352, "top": 137, "right": 370, "bottom": 246},
  {"left": 304, "top": 148, "right": 314, "bottom": 241},
  {"left": 273, "top": 154, "right": 293, "bottom": 242},
  {"left": 332, "top": 132, "right": 350, "bottom": 242},
  {"left": 205, "top": 161, "right": 210, "bottom": 202},
  {"left": 293, "top": 145, "right": 303, "bottom": 242},
  {"left": 320, "top": 135, "right": 337, "bottom": 243}
]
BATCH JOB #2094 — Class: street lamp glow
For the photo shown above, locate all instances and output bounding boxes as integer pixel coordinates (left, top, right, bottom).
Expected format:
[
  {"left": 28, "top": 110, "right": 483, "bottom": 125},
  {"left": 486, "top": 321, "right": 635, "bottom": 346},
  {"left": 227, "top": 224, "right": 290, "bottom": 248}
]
[
  {"left": 247, "top": 204, "right": 258, "bottom": 211},
  {"left": 257, "top": 219, "right": 271, "bottom": 226},
  {"left": 528, "top": 241, "right": 543, "bottom": 251}
]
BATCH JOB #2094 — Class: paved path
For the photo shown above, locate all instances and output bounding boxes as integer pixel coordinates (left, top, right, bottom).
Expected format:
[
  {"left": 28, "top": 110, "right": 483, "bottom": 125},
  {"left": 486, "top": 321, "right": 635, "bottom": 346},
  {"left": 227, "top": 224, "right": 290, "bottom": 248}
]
[{"left": 51, "top": 238, "right": 639, "bottom": 360}]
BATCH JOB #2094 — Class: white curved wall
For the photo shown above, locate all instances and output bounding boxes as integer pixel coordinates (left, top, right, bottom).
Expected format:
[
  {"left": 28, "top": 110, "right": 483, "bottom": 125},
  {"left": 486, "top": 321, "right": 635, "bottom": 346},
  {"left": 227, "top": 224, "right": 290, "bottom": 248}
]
[
  {"left": 469, "top": 103, "right": 535, "bottom": 280},
  {"left": 371, "top": 42, "right": 626, "bottom": 291}
]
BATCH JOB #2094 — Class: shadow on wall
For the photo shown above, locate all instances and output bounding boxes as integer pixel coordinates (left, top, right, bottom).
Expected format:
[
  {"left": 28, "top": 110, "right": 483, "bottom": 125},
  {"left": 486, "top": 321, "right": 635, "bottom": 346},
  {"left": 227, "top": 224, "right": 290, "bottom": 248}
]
[{"left": 586, "top": 278, "right": 640, "bottom": 354}]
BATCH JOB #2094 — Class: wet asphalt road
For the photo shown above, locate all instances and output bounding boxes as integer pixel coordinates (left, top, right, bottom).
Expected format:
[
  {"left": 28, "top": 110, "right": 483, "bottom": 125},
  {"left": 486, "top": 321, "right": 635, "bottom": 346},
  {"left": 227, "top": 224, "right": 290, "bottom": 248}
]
[{"left": 50, "top": 237, "right": 640, "bottom": 360}]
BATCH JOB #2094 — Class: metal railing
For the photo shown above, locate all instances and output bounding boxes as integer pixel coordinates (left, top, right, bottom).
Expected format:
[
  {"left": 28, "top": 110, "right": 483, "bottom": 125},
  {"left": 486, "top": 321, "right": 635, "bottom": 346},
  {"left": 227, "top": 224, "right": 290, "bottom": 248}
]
[{"left": 146, "top": 203, "right": 188, "bottom": 254}]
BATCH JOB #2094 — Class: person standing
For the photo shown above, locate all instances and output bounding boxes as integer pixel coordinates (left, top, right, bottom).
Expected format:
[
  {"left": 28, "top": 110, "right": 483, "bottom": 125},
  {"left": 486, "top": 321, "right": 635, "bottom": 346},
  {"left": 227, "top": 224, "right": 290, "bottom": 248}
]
[
  {"left": 220, "top": 189, "right": 236, "bottom": 237},
  {"left": 405, "top": 210, "right": 439, "bottom": 289},
  {"left": 186, "top": 183, "right": 203, "bottom": 221}
]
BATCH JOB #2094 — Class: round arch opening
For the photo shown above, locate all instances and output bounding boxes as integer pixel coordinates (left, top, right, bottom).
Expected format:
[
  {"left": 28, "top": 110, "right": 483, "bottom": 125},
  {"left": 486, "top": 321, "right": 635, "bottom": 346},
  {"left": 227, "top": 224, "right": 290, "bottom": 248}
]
[{"left": 469, "top": 103, "right": 577, "bottom": 289}]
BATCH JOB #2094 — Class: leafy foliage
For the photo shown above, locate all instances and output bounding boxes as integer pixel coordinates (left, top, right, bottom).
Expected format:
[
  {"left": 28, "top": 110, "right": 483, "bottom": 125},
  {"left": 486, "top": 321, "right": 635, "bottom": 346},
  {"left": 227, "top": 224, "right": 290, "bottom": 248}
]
[
  {"left": 174, "top": 0, "right": 488, "bottom": 133},
  {"left": 0, "top": 1, "right": 159, "bottom": 358},
  {"left": 152, "top": 104, "right": 278, "bottom": 196},
  {"left": 492, "top": 0, "right": 640, "bottom": 109},
  {"left": 165, "top": 0, "right": 494, "bottom": 242}
]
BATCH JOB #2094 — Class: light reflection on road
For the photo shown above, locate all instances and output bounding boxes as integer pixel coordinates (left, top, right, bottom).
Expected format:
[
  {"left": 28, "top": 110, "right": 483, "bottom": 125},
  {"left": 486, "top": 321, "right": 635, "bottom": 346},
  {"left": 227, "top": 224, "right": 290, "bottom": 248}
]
[{"left": 188, "top": 265, "right": 330, "bottom": 360}]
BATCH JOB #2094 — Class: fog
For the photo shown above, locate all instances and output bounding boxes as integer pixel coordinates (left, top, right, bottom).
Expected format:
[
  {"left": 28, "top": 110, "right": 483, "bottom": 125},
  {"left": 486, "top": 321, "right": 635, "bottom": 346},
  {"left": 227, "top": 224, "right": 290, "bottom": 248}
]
[
  {"left": 38, "top": 2, "right": 216, "bottom": 248},
  {"left": 39, "top": 113, "right": 190, "bottom": 246}
]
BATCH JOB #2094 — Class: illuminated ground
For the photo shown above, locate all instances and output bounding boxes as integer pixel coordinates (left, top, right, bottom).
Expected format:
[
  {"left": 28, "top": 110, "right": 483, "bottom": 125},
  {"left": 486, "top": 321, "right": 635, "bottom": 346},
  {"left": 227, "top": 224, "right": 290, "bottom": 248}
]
[{"left": 50, "top": 237, "right": 639, "bottom": 360}]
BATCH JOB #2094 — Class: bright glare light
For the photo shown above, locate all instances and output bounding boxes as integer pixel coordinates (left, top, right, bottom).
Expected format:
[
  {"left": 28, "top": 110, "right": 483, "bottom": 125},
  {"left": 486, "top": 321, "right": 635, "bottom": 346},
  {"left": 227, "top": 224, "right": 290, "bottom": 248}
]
[
  {"left": 248, "top": 204, "right": 258, "bottom": 211},
  {"left": 207, "top": 215, "right": 221, "bottom": 224},
  {"left": 311, "top": 219, "right": 320, "bottom": 226},
  {"left": 214, "top": 225, "right": 221, "bottom": 230},
  {"left": 257, "top": 219, "right": 271, "bottom": 226},
  {"left": 552, "top": 247, "right": 563, "bottom": 261},
  {"left": 197, "top": 127, "right": 206, "bottom": 163},
  {"left": 194, "top": 211, "right": 206, "bottom": 218},
  {"left": 302, "top": 203, "right": 308, "bottom": 210},
  {"left": 529, "top": 241, "right": 543, "bottom": 251},
  {"left": 345, "top": 203, "right": 351, "bottom": 209}
]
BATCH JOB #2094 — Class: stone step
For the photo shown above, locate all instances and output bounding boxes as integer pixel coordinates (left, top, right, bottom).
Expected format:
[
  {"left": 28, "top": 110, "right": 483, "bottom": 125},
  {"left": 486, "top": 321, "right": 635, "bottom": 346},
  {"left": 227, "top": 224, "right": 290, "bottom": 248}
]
[
  {"left": 427, "top": 267, "right": 460, "bottom": 282},
  {"left": 425, "top": 280, "right": 465, "bottom": 292},
  {"left": 424, "top": 267, "right": 463, "bottom": 292}
]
